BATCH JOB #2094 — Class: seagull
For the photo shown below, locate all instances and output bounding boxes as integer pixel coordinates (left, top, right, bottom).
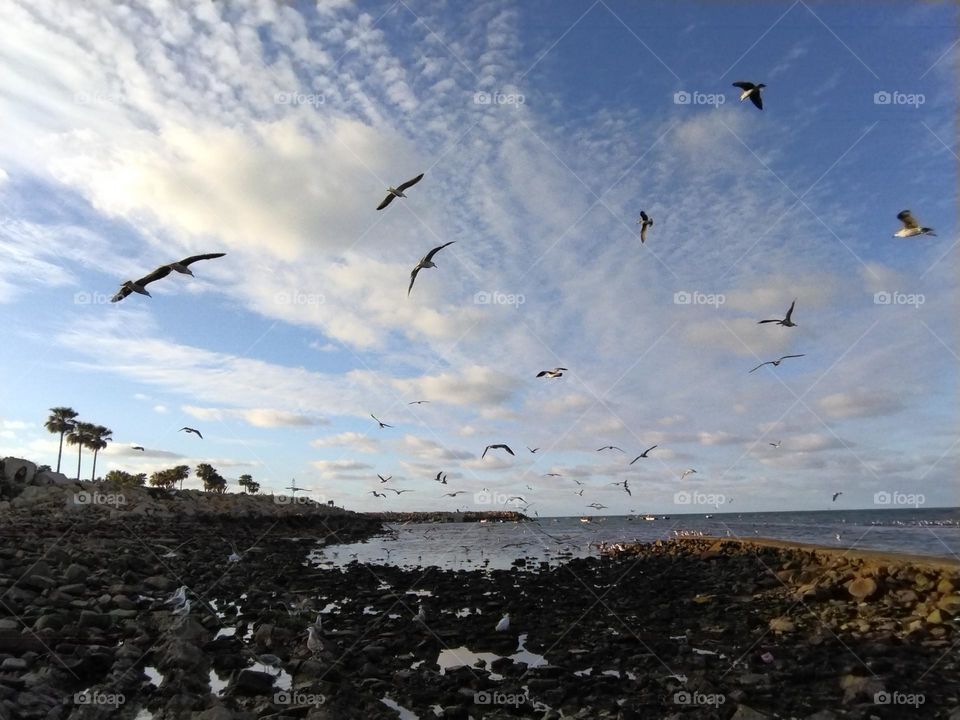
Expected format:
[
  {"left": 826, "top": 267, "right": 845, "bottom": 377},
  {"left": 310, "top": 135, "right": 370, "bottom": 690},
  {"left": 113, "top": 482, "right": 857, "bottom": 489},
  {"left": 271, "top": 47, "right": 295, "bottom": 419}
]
[
  {"left": 680, "top": 469, "right": 697, "bottom": 480},
  {"left": 408, "top": 400, "right": 430, "bottom": 405},
  {"left": 637, "top": 210, "right": 653, "bottom": 244},
  {"left": 378, "top": 474, "right": 392, "bottom": 483},
  {"left": 306, "top": 626, "right": 323, "bottom": 656},
  {"left": 377, "top": 172, "right": 425, "bottom": 210},
  {"left": 314, "top": 613, "right": 323, "bottom": 632},
  {"left": 111, "top": 253, "right": 227, "bottom": 302},
  {"left": 443, "top": 491, "right": 467, "bottom": 497},
  {"left": 732, "top": 81, "right": 765, "bottom": 110},
  {"left": 482, "top": 444, "right": 515, "bottom": 459},
  {"left": 893, "top": 210, "right": 936, "bottom": 238},
  {"left": 527, "top": 446, "right": 539, "bottom": 453},
  {"left": 587, "top": 503, "right": 607, "bottom": 510},
  {"left": 769, "top": 441, "right": 781, "bottom": 448},
  {"left": 179, "top": 427, "right": 203, "bottom": 439},
  {"left": 758, "top": 299, "right": 798, "bottom": 327},
  {"left": 536, "top": 367, "right": 567, "bottom": 378},
  {"left": 370, "top": 414, "right": 393, "bottom": 429},
  {"left": 495, "top": 613, "right": 510, "bottom": 632},
  {"left": 171, "top": 598, "right": 192, "bottom": 617},
  {"left": 544, "top": 473, "right": 562, "bottom": 477},
  {"left": 131, "top": 445, "right": 145, "bottom": 451},
  {"left": 629, "top": 445, "right": 658, "bottom": 464},
  {"left": 749, "top": 354, "right": 806, "bottom": 373},
  {"left": 408, "top": 241, "right": 456, "bottom": 296},
  {"left": 369, "top": 490, "right": 386, "bottom": 498},
  {"left": 832, "top": 492, "right": 842, "bottom": 502},
  {"left": 415, "top": 604, "right": 427, "bottom": 623},
  {"left": 597, "top": 446, "right": 624, "bottom": 453},
  {"left": 570, "top": 478, "right": 583, "bottom": 485},
  {"left": 611, "top": 479, "right": 632, "bottom": 496},
  {"left": 434, "top": 471, "right": 445, "bottom": 483},
  {"left": 165, "top": 585, "right": 188, "bottom": 607},
  {"left": 575, "top": 488, "right": 584, "bottom": 496},
  {"left": 389, "top": 488, "right": 414, "bottom": 495},
  {"left": 507, "top": 496, "right": 526, "bottom": 503}
]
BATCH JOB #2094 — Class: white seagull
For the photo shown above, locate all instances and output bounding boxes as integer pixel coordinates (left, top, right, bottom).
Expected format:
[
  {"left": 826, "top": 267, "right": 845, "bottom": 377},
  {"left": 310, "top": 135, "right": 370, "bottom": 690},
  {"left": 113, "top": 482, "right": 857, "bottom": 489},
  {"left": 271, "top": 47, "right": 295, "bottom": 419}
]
[
  {"left": 732, "top": 81, "right": 765, "bottom": 110},
  {"left": 536, "top": 367, "right": 567, "bottom": 378},
  {"left": 495, "top": 613, "right": 510, "bottom": 632},
  {"left": 306, "top": 626, "right": 323, "bottom": 656},
  {"left": 377, "top": 172, "right": 425, "bottom": 210},
  {"left": 408, "top": 241, "right": 456, "bottom": 296},
  {"left": 758, "top": 299, "right": 798, "bottom": 327},
  {"left": 893, "top": 210, "right": 936, "bottom": 238},
  {"left": 680, "top": 469, "right": 697, "bottom": 480}
]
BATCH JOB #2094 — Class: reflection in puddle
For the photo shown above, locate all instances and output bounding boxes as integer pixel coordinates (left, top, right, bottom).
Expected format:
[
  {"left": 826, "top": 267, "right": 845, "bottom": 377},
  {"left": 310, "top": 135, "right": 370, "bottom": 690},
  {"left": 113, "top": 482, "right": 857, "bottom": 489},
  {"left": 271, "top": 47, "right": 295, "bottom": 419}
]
[{"left": 381, "top": 696, "right": 420, "bottom": 719}]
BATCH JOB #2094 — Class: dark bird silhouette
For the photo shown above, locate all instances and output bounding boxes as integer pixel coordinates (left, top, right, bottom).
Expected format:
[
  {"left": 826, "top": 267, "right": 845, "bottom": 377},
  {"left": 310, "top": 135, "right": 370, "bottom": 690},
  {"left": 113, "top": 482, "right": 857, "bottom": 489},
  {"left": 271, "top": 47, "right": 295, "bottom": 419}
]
[
  {"left": 370, "top": 414, "right": 393, "bottom": 429},
  {"left": 758, "top": 299, "right": 798, "bottom": 327},
  {"left": 597, "top": 446, "right": 624, "bottom": 453},
  {"left": 637, "top": 210, "right": 653, "bottom": 244},
  {"left": 527, "top": 446, "right": 539, "bottom": 453},
  {"left": 377, "top": 474, "right": 392, "bottom": 483},
  {"left": 894, "top": 210, "right": 936, "bottom": 238},
  {"left": 629, "top": 445, "right": 658, "bottom": 464},
  {"left": 369, "top": 490, "right": 386, "bottom": 498},
  {"left": 442, "top": 491, "right": 467, "bottom": 497},
  {"left": 408, "top": 241, "right": 456, "bottom": 296},
  {"left": 749, "top": 354, "right": 806, "bottom": 373},
  {"left": 111, "top": 253, "right": 226, "bottom": 302},
  {"left": 536, "top": 367, "right": 567, "bottom": 378},
  {"left": 131, "top": 445, "right": 145, "bottom": 451},
  {"left": 389, "top": 488, "right": 413, "bottom": 495},
  {"left": 377, "top": 172, "right": 425, "bottom": 210},
  {"left": 832, "top": 492, "right": 842, "bottom": 502},
  {"left": 408, "top": 400, "right": 430, "bottom": 405},
  {"left": 482, "top": 444, "right": 514, "bottom": 459},
  {"left": 733, "top": 81, "right": 765, "bottom": 110},
  {"left": 180, "top": 427, "right": 203, "bottom": 439}
]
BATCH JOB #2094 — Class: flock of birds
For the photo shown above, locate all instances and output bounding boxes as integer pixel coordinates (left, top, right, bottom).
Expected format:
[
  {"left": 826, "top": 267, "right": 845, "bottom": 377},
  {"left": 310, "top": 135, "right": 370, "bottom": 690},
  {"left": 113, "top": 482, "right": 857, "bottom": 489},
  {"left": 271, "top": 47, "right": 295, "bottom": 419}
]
[{"left": 104, "top": 78, "right": 938, "bottom": 515}]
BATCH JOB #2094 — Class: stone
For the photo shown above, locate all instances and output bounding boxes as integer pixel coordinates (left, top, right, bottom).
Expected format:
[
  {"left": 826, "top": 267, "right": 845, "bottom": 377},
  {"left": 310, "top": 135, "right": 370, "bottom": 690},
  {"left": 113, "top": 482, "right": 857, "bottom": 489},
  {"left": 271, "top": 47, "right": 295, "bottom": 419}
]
[
  {"left": 847, "top": 576, "right": 877, "bottom": 601},
  {"left": 768, "top": 617, "right": 795, "bottom": 633},
  {"left": 0, "top": 658, "right": 26, "bottom": 671},
  {"left": 229, "top": 668, "right": 275, "bottom": 696},
  {"left": 730, "top": 706, "right": 770, "bottom": 720},
  {"left": 63, "top": 564, "right": 88, "bottom": 584}
]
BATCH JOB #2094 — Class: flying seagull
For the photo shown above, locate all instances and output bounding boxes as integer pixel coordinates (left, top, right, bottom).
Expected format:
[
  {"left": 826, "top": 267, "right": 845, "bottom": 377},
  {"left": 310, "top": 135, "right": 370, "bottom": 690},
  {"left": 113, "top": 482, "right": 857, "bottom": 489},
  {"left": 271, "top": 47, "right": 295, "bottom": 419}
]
[
  {"left": 482, "top": 444, "right": 515, "bottom": 459},
  {"left": 408, "top": 400, "right": 430, "bottom": 405},
  {"left": 111, "top": 253, "right": 226, "bottom": 302},
  {"left": 370, "top": 414, "right": 393, "bottom": 429},
  {"left": 527, "top": 446, "right": 539, "bottom": 453},
  {"left": 408, "top": 241, "right": 455, "bottom": 296},
  {"left": 893, "top": 210, "right": 936, "bottom": 238},
  {"left": 369, "top": 490, "right": 386, "bottom": 498},
  {"left": 769, "top": 441, "right": 781, "bottom": 448},
  {"left": 443, "top": 491, "right": 467, "bottom": 497},
  {"left": 749, "top": 354, "right": 806, "bottom": 373},
  {"left": 758, "top": 299, "right": 798, "bottom": 327},
  {"left": 832, "top": 492, "right": 842, "bottom": 502},
  {"left": 680, "top": 468, "right": 697, "bottom": 480},
  {"left": 536, "top": 367, "right": 567, "bottom": 378},
  {"left": 611, "top": 479, "right": 632, "bottom": 496},
  {"left": 377, "top": 172, "right": 425, "bottom": 210},
  {"left": 180, "top": 427, "right": 203, "bottom": 439},
  {"left": 131, "top": 445, "right": 145, "bottom": 451},
  {"left": 587, "top": 502, "right": 607, "bottom": 510},
  {"left": 732, "top": 81, "right": 765, "bottom": 110},
  {"left": 575, "top": 488, "right": 584, "bottom": 496},
  {"left": 597, "top": 446, "right": 624, "bottom": 453},
  {"left": 637, "top": 210, "right": 653, "bottom": 244},
  {"left": 389, "top": 488, "right": 414, "bottom": 495},
  {"left": 629, "top": 445, "right": 658, "bottom": 464},
  {"left": 377, "top": 474, "right": 392, "bottom": 483},
  {"left": 544, "top": 473, "right": 562, "bottom": 477}
]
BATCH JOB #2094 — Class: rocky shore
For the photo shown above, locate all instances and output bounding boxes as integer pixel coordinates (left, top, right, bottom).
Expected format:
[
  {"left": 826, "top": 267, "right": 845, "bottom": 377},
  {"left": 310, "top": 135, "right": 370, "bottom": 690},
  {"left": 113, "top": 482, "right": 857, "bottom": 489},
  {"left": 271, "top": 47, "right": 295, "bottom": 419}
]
[{"left": 1, "top": 461, "right": 958, "bottom": 719}]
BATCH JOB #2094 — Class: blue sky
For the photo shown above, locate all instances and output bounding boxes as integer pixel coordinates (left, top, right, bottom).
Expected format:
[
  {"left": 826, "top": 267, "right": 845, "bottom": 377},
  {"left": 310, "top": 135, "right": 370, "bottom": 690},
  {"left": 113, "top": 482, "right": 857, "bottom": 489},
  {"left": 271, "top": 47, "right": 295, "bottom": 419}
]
[{"left": 0, "top": 0, "right": 956, "bottom": 515}]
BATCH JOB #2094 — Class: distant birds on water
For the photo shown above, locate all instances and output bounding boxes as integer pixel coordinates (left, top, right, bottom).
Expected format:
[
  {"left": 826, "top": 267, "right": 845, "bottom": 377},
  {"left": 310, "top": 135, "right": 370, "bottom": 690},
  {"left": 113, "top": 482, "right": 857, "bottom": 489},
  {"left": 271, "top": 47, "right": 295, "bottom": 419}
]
[
  {"left": 408, "top": 241, "right": 456, "bottom": 296},
  {"left": 111, "top": 253, "right": 226, "bottom": 302},
  {"left": 733, "top": 81, "right": 765, "bottom": 110},
  {"left": 758, "top": 299, "right": 797, "bottom": 327},
  {"left": 179, "top": 427, "right": 203, "bottom": 439},
  {"left": 749, "top": 354, "right": 805, "bottom": 374},
  {"left": 637, "top": 210, "right": 653, "bottom": 244},
  {"left": 893, "top": 210, "right": 935, "bottom": 238},
  {"left": 377, "top": 172, "right": 425, "bottom": 210}
]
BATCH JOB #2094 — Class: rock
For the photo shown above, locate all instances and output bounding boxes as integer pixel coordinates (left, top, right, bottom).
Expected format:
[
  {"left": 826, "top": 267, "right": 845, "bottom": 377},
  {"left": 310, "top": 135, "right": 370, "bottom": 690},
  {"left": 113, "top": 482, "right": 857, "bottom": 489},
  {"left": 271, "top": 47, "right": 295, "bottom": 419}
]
[
  {"left": 926, "top": 609, "right": 944, "bottom": 624},
  {"left": 768, "top": 617, "right": 795, "bottom": 633},
  {"left": 33, "top": 614, "right": 65, "bottom": 632},
  {"left": 0, "top": 619, "right": 18, "bottom": 631},
  {"left": 730, "top": 706, "right": 769, "bottom": 719},
  {"left": 34, "top": 470, "right": 72, "bottom": 486},
  {"left": 847, "top": 576, "right": 877, "bottom": 601},
  {"left": 192, "top": 707, "right": 235, "bottom": 720},
  {"left": 0, "top": 658, "right": 27, "bottom": 671},
  {"left": 229, "top": 668, "right": 275, "bottom": 696},
  {"left": 143, "top": 575, "right": 174, "bottom": 591},
  {"left": 937, "top": 594, "right": 960, "bottom": 614},
  {"left": 2, "top": 457, "right": 37, "bottom": 486},
  {"left": 804, "top": 712, "right": 838, "bottom": 720},
  {"left": 63, "top": 563, "right": 89, "bottom": 584},
  {"left": 78, "top": 610, "right": 112, "bottom": 629}
]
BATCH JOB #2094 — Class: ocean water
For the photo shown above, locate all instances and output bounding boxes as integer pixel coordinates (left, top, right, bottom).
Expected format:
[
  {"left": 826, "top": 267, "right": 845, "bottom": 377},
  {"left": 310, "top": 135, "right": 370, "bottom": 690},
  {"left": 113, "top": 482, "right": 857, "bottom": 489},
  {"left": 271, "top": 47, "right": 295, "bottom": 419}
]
[{"left": 312, "top": 508, "right": 960, "bottom": 571}]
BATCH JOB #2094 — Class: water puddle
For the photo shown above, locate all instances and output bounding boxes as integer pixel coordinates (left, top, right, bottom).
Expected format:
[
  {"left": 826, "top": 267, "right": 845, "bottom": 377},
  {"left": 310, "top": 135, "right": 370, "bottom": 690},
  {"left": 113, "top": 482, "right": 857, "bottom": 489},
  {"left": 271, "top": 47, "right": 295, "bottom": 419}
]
[
  {"left": 381, "top": 696, "right": 419, "bottom": 719},
  {"left": 208, "top": 669, "right": 230, "bottom": 696},
  {"left": 143, "top": 666, "right": 162, "bottom": 686}
]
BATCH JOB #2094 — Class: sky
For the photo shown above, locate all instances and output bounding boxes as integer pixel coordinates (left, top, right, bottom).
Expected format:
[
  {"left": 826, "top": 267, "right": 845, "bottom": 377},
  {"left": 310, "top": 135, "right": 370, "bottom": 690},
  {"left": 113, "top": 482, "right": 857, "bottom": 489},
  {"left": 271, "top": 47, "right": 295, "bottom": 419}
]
[{"left": 0, "top": 0, "right": 956, "bottom": 516}]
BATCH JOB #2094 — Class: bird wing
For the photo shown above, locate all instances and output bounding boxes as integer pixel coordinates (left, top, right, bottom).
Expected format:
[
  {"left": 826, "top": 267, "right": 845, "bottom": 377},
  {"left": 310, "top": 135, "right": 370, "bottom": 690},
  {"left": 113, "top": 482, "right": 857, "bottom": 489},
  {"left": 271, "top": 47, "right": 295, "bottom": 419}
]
[
  {"left": 111, "top": 283, "right": 133, "bottom": 302},
  {"left": 407, "top": 266, "right": 421, "bottom": 295},
  {"left": 645, "top": 445, "right": 658, "bottom": 455},
  {"left": 423, "top": 240, "right": 456, "bottom": 262},
  {"left": 732, "top": 82, "right": 754, "bottom": 90},
  {"left": 640, "top": 210, "right": 649, "bottom": 222},
  {"left": 784, "top": 299, "right": 796, "bottom": 322},
  {"left": 179, "top": 253, "right": 227, "bottom": 267},
  {"left": 396, "top": 173, "right": 425, "bottom": 192},
  {"left": 897, "top": 210, "right": 918, "bottom": 229},
  {"left": 780, "top": 354, "right": 805, "bottom": 360},
  {"left": 748, "top": 362, "right": 772, "bottom": 373},
  {"left": 195, "top": 429, "right": 203, "bottom": 438},
  {"left": 749, "top": 92, "right": 763, "bottom": 110},
  {"left": 536, "top": 371, "right": 548, "bottom": 377},
  {"left": 377, "top": 193, "right": 395, "bottom": 210},
  {"left": 501, "top": 445, "right": 515, "bottom": 455},
  {"left": 629, "top": 456, "right": 641, "bottom": 465},
  {"left": 640, "top": 224, "right": 648, "bottom": 244},
  {"left": 136, "top": 265, "right": 174, "bottom": 288},
  {"left": 757, "top": 319, "right": 779, "bottom": 324},
  {"left": 482, "top": 446, "right": 490, "bottom": 459}
]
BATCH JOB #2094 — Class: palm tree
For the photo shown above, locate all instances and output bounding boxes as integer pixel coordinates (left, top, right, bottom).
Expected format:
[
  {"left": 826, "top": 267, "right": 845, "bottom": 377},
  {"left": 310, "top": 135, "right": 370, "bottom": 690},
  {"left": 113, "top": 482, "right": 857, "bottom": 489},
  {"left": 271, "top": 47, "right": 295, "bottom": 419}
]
[
  {"left": 44, "top": 407, "right": 78, "bottom": 473},
  {"left": 87, "top": 425, "right": 113, "bottom": 481},
  {"left": 66, "top": 422, "right": 95, "bottom": 481}
]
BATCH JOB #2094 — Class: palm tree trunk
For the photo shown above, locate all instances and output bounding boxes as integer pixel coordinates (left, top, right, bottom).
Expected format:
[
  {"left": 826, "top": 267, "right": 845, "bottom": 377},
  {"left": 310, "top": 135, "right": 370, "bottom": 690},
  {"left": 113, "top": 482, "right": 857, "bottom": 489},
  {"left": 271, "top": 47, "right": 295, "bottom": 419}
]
[
  {"left": 90, "top": 450, "right": 98, "bottom": 482},
  {"left": 56, "top": 431, "right": 65, "bottom": 473},
  {"left": 76, "top": 445, "right": 82, "bottom": 481}
]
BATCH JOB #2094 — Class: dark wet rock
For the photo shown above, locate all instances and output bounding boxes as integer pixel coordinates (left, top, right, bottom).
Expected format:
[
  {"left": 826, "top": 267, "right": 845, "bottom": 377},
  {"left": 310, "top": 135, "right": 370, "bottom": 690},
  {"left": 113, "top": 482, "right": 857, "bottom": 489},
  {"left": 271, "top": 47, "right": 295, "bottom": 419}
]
[{"left": 228, "top": 668, "right": 275, "bottom": 696}]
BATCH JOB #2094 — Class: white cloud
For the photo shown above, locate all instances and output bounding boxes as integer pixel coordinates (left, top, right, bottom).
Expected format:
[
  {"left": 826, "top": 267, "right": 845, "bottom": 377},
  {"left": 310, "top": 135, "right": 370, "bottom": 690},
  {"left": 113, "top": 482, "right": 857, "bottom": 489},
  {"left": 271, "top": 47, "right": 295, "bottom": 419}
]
[
  {"left": 816, "top": 391, "right": 904, "bottom": 420},
  {"left": 183, "top": 405, "right": 328, "bottom": 428}
]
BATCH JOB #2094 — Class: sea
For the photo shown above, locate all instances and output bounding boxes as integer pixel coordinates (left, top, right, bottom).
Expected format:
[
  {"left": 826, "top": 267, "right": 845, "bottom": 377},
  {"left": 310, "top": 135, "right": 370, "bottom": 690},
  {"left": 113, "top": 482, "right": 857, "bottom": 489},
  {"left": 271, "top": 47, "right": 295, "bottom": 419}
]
[{"left": 312, "top": 507, "right": 960, "bottom": 572}]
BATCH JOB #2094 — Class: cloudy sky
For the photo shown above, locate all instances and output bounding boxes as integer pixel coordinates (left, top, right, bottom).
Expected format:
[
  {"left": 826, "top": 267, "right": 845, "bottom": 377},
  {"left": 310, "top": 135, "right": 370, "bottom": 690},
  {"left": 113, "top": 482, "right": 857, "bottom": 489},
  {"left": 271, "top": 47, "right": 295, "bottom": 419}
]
[{"left": 0, "top": 0, "right": 956, "bottom": 515}]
